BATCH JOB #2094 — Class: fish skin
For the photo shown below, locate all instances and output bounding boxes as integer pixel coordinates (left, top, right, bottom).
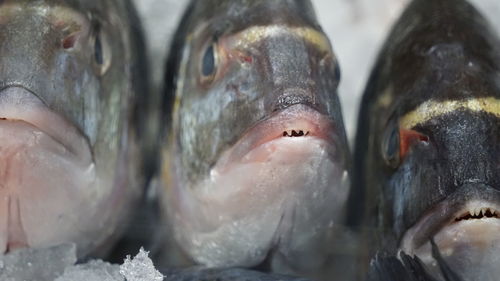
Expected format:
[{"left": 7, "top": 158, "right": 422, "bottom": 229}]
[
  {"left": 351, "top": 0, "right": 500, "bottom": 278},
  {"left": 163, "top": 267, "right": 311, "bottom": 281},
  {"left": 0, "top": 0, "right": 151, "bottom": 258},
  {"left": 161, "top": 0, "right": 350, "bottom": 277}
]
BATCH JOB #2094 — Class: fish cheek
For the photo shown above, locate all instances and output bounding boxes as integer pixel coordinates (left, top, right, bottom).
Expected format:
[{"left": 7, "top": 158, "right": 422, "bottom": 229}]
[
  {"left": 388, "top": 144, "right": 444, "bottom": 239},
  {"left": 47, "top": 51, "right": 93, "bottom": 129},
  {"left": 177, "top": 66, "right": 262, "bottom": 185}
]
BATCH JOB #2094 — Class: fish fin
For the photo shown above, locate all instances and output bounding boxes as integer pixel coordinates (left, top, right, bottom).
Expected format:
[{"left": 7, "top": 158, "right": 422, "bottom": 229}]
[{"left": 368, "top": 251, "right": 440, "bottom": 281}]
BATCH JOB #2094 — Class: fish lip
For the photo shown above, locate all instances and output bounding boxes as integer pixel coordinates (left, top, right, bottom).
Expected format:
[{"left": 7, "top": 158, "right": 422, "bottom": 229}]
[
  {"left": 0, "top": 86, "right": 91, "bottom": 160},
  {"left": 400, "top": 184, "right": 500, "bottom": 255},
  {"left": 217, "top": 104, "right": 338, "bottom": 168}
]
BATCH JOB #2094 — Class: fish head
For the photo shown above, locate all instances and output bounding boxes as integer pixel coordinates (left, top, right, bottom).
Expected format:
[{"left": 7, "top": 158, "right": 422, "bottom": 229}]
[
  {"left": 0, "top": 0, "right": 126, "bottom": 142},
  {"left": 0, "top": 0, "right": 142, "bottom": 257},
  {"left": 164, "top": 0, "right": 350, "bottom": 270},
  {"left": 389, "top": 107, "right": 500, "bottom": 278}
]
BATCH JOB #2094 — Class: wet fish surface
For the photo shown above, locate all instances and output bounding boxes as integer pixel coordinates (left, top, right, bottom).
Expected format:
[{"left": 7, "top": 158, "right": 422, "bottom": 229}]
[
  {"left": 163, "top": 267, "right": 311, "bottom": 281},
  {"left": 351, "top": 0, "right": 500, "bottom": 279},
  {"left": 368, "top": 240, "right": 463, "bottom": 281},
  {"left": 160, "top": 0, "right": 350, "bottom": 278},
  {"left": 0, "top": 0, "right": 151, "bottom": 258}
]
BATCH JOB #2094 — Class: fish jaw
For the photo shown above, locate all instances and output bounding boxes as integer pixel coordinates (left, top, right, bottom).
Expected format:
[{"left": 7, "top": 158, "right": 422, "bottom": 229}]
[
  {"left": 0, "top": 87, "right": 99, "bottom": 254},
  {"left": 401, "top": 196, "right": 500, "bottom": 279},
  {"left": 167, "top": 105, "right": 349, "bottom": 270}
]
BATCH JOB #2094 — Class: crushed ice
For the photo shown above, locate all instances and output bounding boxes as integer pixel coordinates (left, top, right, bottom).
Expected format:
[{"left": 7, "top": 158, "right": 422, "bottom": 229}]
[
  {"left": 0, "top": 244, "right": 76, "bottom": 281},
  {"left": 119, "top": 247, "right": 164, "bottom": 281},
  {"left": 56, "top": 260, "right": 123, "bottom": 281},
  {"left": 0, "top": 245, "right": 163, "bottom": 281}
]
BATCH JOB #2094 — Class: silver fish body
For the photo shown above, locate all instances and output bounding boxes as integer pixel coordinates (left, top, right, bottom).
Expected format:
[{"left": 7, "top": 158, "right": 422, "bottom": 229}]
[
  {"left": 161, "top": 0, "right": 350, "bottom": 278},
  {"left": 0, "top": 0, "right": 150, "bottom": 258}
]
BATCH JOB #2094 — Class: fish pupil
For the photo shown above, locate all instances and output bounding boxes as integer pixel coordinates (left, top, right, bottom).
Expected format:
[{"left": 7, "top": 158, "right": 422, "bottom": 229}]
[
  {"left": 94, "top": 34, "right": 103, "bottom": 65},
  {"left": 202, "top": 44, "right": 215, "bottom": 77}
]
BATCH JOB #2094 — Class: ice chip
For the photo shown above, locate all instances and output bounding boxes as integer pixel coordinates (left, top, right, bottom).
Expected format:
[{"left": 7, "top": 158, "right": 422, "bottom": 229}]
[
  {"left": 0, "top": 243, "right": 77, "bottom": 281},
  {"left": 119, "top": 247, "right": 163, "bottom": 281},
  {"left": 56, "top": 259, "right": 124, "bottom": 281}
]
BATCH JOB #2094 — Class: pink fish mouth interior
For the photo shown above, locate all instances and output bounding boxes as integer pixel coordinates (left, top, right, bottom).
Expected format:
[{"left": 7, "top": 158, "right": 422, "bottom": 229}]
[{"left": 0, "top": 87, "right": 93, "bottom": 254}]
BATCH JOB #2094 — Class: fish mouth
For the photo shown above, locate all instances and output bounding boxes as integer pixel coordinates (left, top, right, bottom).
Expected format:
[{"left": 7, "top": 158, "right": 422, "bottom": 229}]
[
  {"left": 453, "top": 205, "right": 500, "bottom": 222},
  {"left": 0, "top": 86, "right": 94, "bottom": 253},
  {"left": 400, "top": 185, "right": 500, "bottom": 264},
  {"left": 216, "top": 104, "right": 337, "bottom": 169},
  {"left": 0, "top": 86, "right": 91, "bottom": 160}
]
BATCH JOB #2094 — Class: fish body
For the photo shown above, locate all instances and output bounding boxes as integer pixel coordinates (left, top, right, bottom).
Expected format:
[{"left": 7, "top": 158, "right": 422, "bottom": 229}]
[
  {"left": 161, "top": 0, "right": 350, "bottom": 277},
  {"left": 352, "top": 0, "right": 500, "bottom": 279},
  {"left": 163, "top": 267, "right": 311, "bottom": 281},
  {"left": 0, "top": 0, "right": 150, "bottom": 258}
]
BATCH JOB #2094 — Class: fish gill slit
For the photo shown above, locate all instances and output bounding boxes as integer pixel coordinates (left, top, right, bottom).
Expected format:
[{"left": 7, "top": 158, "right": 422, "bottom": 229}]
[{"left": 282, "top": 129, "right": 310, "bottom": 137}]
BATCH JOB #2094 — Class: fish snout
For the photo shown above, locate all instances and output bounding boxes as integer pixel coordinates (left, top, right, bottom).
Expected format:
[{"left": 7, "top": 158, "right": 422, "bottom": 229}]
[{"left": 272, "top": 88, "right": 317, "bottom": 112}]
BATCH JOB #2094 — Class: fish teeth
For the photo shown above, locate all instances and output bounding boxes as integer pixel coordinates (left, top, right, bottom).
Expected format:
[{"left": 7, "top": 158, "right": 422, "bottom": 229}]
[
  {"left": 456, "top": 206, "right": 500, "bottom": 222},
  {"left": 467, "top": 207, "right": 498, "bottom": 217},
  {"left": 282, "top": 129, "right": 310, "bottom": 137}
]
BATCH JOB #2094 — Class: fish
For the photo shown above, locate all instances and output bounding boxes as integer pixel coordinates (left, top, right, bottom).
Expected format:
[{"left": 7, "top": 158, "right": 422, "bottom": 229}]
[
  {"left": 0, "top": 0, "right": 151, "bottom": 258},
  {"left": 160, "top": 0, "right": 351, "bottom": 277},
  {"left": 163, "top": 267, "right": 312, "bottom": 281},
  {"left": 351, "top": 0, "right": 500, "bottom": 279}
]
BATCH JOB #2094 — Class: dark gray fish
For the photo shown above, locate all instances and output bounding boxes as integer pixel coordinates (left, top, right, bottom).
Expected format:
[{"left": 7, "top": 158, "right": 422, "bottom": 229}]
[
  {"left": 351, "top": 0, "right": 500, "bottom": 279},
  {"left": 160, "top": 0, "right": 350, "bottom": 278},
  {"left": 0, "top": 0, "right": 151, "bottom": 258},
  {"left": 368, "top": 240, "right": 463, "bottom": 281},
  {"left": 163, "top": 267, "right": 311, "bottom": 281}
]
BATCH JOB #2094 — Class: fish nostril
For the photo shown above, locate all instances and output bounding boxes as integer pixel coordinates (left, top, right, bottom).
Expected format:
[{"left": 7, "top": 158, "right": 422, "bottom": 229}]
[
  {"left": 62, "top": 32, "right": 80, "bottom": 49},
  {"left": 62, "top": 35, "right": 76, "bottom": 49}
]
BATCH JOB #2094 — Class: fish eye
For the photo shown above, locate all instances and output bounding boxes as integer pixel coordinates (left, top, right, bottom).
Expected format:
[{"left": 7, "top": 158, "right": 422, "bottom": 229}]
[
  {"left": 92, "top": 24, "right": 112, "bottom": 76},
  {"left": 200, "top": 42, "right": 218, "bottom": 83},
  {"left": 382, "top": 124, "right": 400, "bottom": 168}
]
